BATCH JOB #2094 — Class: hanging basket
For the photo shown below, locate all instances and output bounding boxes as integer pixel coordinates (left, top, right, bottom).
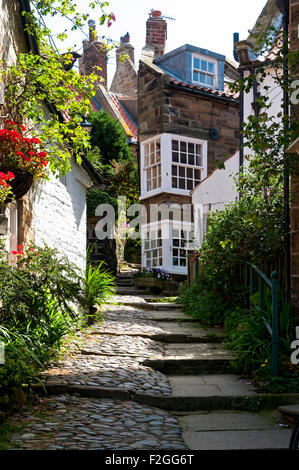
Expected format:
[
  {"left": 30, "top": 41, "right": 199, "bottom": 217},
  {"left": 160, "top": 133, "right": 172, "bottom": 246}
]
[{"left": 1, "top": 168, "right": 33, "bottom": 202}]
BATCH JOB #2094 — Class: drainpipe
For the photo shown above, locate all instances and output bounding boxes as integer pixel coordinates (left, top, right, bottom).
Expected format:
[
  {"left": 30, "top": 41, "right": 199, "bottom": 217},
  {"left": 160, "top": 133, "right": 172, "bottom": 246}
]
[{"left": 276, "top": 0, "right": 290, "bottom": 300}]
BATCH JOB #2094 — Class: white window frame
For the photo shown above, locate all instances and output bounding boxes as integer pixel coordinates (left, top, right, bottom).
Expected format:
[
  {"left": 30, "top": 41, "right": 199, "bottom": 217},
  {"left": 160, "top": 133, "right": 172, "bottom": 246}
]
[
  {"left": 141, "top": 220, "right": 194, "bottom": 275},
  {"left": 140, "top": 133, "right": 208, "bottom": 200},
  {"left": 192, "top": 54, "right": 218, "bottom": 89}
]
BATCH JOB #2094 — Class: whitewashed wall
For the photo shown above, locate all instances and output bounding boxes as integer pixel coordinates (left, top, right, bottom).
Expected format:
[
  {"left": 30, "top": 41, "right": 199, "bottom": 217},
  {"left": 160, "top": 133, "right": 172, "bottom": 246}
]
[
  {"left": 192, "top": 151, "right": 239, "bottom": 245},
  {"left": 32, "top": 163, "right": 92, "bottom": 273}
]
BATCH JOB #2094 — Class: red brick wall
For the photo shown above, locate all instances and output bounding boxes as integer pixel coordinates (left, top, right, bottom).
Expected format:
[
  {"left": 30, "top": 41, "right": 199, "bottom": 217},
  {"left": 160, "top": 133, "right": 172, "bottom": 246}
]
[
  {"left": 146, "top": 11, "right": 167, "bottom": 57},
  {"left": 80, "top": 39, "right": 107, "bottom": 85}
]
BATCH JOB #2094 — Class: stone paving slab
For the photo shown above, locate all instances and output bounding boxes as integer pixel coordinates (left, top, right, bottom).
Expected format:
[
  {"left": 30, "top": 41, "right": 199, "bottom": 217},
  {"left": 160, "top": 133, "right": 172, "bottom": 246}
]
[
  {"left": 149, "top": 311, "right": 200, "bottom": 322},
  {"left": 176, "top": 409, "right": 285, "bottom": 431},
  {"left": 182, "top": 429, "right": 291, "bottom": 450},
  {"left": 169, "top": 375, "right": 257, "bottom": 397},
  {"left": 164, "top": 343, "right": 235, "bottom": 360},
  {"left": 9, "top": 396, "right": 187, "bottom": 450},
  {"left": 40, "top": 355, "right": 171, "bottom": 396},
  {"left": 177, "top": 410, "right": 292, "bottom": 449},
  {"left": 158, "top": 322, "right": 225, "bottom": 340}
]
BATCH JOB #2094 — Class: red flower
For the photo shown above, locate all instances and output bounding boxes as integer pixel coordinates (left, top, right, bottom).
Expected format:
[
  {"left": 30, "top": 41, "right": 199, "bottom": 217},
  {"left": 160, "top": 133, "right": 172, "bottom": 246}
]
[{"left": 0, "top": 172, "right": 8, "bottom": 180}]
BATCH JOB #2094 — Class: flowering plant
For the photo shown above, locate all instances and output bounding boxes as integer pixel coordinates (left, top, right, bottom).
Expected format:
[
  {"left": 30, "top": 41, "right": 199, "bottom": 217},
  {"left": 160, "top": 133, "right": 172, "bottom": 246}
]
[
  {"left": 188, "top": 249, "right": 202, "bottom": 262},
  {"left": 0, "top": 120, "right": 48, "bottom": 205},
  {"left": 133, "top": 267, "right": 171, "bottom": 280},
  {"left": 0, "top": 171, "right": 15, "bottom": 205}
]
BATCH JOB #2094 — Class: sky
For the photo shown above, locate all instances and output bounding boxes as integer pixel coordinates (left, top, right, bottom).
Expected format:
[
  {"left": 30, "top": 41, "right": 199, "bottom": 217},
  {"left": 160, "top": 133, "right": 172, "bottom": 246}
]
[{"left": 48, "top": 0, "right": 268, "bottom": 87}]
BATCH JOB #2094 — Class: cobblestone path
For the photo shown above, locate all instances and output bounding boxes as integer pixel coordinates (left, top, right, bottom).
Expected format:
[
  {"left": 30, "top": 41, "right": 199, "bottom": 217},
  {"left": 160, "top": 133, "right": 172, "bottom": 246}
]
[{"left": 7, "top": 296, "right": 187, "bottom": 450}]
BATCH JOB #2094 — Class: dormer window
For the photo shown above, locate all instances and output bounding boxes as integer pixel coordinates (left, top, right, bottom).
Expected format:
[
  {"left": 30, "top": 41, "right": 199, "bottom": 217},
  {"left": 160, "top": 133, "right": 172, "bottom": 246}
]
[{"left": 192, "top": 55, "right": 217, "bottom": 87}]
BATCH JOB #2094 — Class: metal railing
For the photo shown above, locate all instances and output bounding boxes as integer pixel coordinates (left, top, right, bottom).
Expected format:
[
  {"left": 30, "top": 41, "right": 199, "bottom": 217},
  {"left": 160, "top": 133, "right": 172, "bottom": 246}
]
[{"left": 245, "top": 262, "right": 280, "bottom": 377}]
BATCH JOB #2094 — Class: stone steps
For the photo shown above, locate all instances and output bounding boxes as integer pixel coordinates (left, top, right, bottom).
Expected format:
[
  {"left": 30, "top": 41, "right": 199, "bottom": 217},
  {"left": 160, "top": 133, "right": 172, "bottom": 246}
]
[
  {"left": 144, "top": 342, "right": 235, "bottom": 375},
  {"left": 279, "top": 404, "right": 299, "bottom": 427},
  {"left": 176, "top": 410, "right": 292, "bottom": 450}
]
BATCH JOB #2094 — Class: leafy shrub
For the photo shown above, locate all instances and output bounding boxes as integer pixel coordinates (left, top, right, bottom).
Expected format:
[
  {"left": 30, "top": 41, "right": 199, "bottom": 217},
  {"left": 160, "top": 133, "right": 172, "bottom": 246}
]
[
  {"left": 85, "top": 258, "right": 116, "bottom": 310},
  {"left": 0, "top": 243, "right": 86, "bottom": 392},
  {"left": 178, "top": 281, "right": 230, "bottom": 326}
]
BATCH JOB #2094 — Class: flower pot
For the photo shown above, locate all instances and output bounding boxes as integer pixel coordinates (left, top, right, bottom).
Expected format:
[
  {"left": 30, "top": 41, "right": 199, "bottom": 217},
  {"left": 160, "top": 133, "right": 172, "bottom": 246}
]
[
  {"left": 134, "top": 277, "right": 164, "bottom": 292},
  {"left": 1, "top": 168, "right": 33, "bottom": 201}
]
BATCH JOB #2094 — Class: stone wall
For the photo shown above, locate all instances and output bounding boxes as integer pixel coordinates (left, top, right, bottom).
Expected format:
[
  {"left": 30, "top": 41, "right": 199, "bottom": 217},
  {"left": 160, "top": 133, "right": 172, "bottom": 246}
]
[
  {"left": 138, "top": 62, "right": 239, "bottom": 174},
  {"left": 32, "top": 164, "right": 92, "bottom": 274}
]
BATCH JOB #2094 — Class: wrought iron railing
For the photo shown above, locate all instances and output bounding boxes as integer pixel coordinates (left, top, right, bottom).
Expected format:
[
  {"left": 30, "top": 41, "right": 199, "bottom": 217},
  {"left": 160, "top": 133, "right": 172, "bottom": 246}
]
[{"left": 245, "top": 262, "right": 280, "bottom": 377}]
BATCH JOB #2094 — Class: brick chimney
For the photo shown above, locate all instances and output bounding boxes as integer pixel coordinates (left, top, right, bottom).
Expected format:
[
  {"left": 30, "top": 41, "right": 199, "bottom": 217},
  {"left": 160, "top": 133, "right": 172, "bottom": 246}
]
[
  {"left": 79, "top": 19, "right": 108, "bottom": 85},
  {"left": 146, "top": 9, "right": 167, "bottom": 57},
  {"left": 117, "top": 32, "right": 135, "bottom": 65}
]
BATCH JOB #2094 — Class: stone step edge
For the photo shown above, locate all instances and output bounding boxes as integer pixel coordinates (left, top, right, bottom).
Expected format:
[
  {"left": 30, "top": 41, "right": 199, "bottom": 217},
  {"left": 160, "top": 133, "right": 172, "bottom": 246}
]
[
  {"left": 27, "top": 383, "right": 299, "bottom": 412},
  {"left": 119, "top": 302, "right": 183, "bottom": 311},
  {"left": 88, "top": 331, "right": 225, "bottom": 343}
]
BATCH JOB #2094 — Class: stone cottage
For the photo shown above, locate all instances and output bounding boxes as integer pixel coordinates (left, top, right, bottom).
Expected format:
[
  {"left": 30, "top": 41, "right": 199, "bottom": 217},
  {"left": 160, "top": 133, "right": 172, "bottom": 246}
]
[
  {"left": 138, "top": 10, "right": 239, "bottom": 277},
  {"left": 0, "top": 0, "right": 104, "bottom": 273}
]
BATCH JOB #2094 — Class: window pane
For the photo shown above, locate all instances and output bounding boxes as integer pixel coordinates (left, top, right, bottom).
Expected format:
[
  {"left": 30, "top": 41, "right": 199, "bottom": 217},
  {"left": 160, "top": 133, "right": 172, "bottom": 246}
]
[
  {"left": 172, "top": 140, "right": 178, "bottom": 151},
  {"left": 188, "top": 155, "right": 194, "bottom": 166},
  {"left": 144, "top": 241, "right": 149, "bottom": 249},
  {"left": 153, "top": 166, "right": 157, "bottom": 177},
  {"left": 187, "top": 167, "right": 193, "bottom": 178},
  {"left": 188, "top": 143, "right": 194, "bottom": 154},
  {"left": 152, "top": 178, "right": 157, "bottom": 189},
  {"left": 201, "top": 60, "right": 207, "bottom": 71},
  {"left": 193, "top": 58, "right": 200, "bottom": 69},
  {"left": 173, "top": 257, "right": 178, "bottom": 266},
  {"left": 179, "top": 178, "right": 185, "bottom": 189},
  {"left": 187, "top": 179, "right": 193, "bottom": 190},
  {"left": 180, "top": 258, "right": 186, "bottom": 267},
  {"left": 196, "top": 155, "right": 202, "bottom": 166},
  {"left": 208, "top": 62, "right": 215, "bottom": 73},
  {"left": 207, "top": 74, "right": 213, "bottom": 86},
  {"left": 147, "top": 180, "right": 152, "bottom": 191},
  {"left": 145, "top": 155, "right": 149, "bottom": 167},
  {"left": 200, "top": 72, "right": 206, "bottom": 84},
  {"left": 158, "top": 229, "right": 162, "bottom": 238},
  {"left": 193, "top": 71, "right": 199, "bottom": 82},
  {"left": 181, "top": 239, "right": 186, "bottom": 247},
  {"left": 180, "top": 141, "right": 186, "bottom": 152},
  {"left": 172, "top": 177, "right": 178, "bottom": 188},
  {"left": 156, "top": 151, "right": 161, "bottom": 162},
  {"left": 173, "top": 239, "right": 179, "bottom": 247},
  {"left": 173, "top": 229, "right": 179, "bottom": 237},
  {"left": 196, "top": 144, "right": 201, "bottom": 155},
  {"left": 180, "top": 153, "right": 187, "bottom": 164},
  {"left": 172, "top": 152, "right": 179, "bottom": 162},
  {"left": 195, "top": 169, "right": 201, "bottom": 179},
  {"left": 172, "top": 165, "right": 177, "bottom": 176},
  {"left": 145, "top": 144, "right": 149, "bottom": 156},
  {"left": 173, "top": 249, "right": 178, "bottom": 256},
  {"left": 179, "top": 167, "right": 185, "bottom": 177}
]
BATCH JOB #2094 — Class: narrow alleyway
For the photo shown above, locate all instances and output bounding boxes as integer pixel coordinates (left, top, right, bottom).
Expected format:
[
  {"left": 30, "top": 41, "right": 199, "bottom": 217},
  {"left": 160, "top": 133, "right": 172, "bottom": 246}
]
[{"left": 6, "top": 270, "right": 292, "bottom": 450}]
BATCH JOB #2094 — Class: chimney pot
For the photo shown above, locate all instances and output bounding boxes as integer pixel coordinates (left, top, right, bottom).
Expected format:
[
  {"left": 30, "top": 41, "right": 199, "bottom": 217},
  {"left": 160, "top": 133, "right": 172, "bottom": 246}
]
[{"left": 151, "top": 10, "right": 162, "bottom": 18}]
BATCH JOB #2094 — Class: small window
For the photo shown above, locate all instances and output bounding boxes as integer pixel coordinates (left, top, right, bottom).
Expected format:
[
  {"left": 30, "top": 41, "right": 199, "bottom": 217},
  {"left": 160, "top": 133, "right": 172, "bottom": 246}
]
[{"left": 192, "top": 55, "right": 216, "bottom": 87}]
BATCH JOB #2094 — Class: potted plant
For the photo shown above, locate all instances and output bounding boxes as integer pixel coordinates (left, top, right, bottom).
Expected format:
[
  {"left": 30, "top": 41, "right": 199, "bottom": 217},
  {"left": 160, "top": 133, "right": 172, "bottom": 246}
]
[
  {"left": 133, "top": 267, "right": 171, "bottom": 293},
  {"left": 0, "top": 120, "right": 48, "bottom": 205}
]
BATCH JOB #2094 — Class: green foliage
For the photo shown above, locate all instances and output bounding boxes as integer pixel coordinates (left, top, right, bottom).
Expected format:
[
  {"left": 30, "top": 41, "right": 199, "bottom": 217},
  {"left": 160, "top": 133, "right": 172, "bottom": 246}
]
[
  {"left": 86, "top": 112, "right": 140, "bottom": 227},
  {"left": 0, "top": 243, "right": 86, "bottom": 390},
  {"left": 89, "top": 111, "right": 133, "bottom": 165},
  {"left": 84, "top": 249, "right": 116, "bottom": 309},
  {"left": 0, "top": 244, "right": 83, "bottom": 326},
  {"left": 124, "top": 238, "right": 141, "bottom": 264},
  {"left": 261, "top": 373, "right": 299, "bottom": 394},
  {"left": 225, "top": 292, "right": 294, "bottom": 377},
  {"left": 242, "top": 396, "right": 264, "bottom": 413},
  {"left": 178, "top": 281, "right": 233, "bottom": 327}
]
